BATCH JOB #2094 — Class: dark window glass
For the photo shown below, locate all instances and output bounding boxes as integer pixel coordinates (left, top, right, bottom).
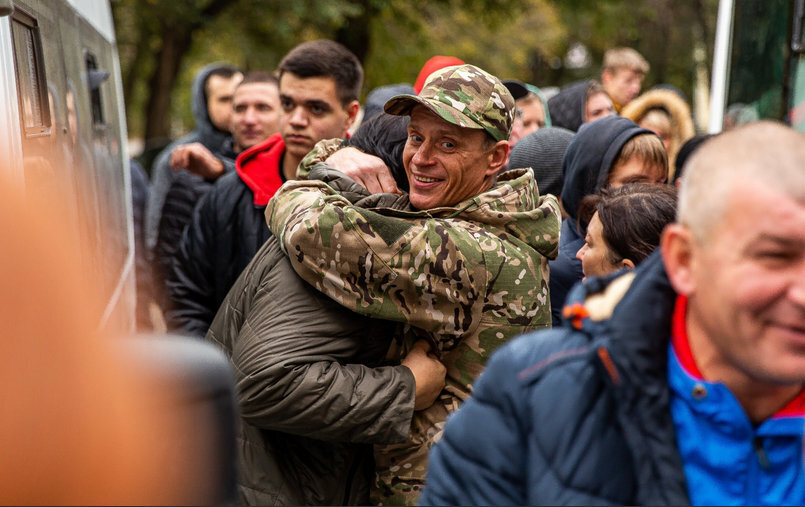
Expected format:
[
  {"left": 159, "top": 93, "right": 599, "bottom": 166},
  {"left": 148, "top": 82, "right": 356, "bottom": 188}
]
[
  {"left": 10, "top": 10, "right": 50, "bottom": 136},
  {"left": 85, "top": 53, "right": 105, "bottom": 125}
]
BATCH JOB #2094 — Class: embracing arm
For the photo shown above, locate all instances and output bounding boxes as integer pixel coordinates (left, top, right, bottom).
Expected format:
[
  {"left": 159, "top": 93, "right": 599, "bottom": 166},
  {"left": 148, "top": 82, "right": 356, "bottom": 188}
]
[
  {"left": 221, "top": 259, "right": 419, "bottom": 443},
  {"left": 266, "top": 179, "right": 493, "bottom": 346}
]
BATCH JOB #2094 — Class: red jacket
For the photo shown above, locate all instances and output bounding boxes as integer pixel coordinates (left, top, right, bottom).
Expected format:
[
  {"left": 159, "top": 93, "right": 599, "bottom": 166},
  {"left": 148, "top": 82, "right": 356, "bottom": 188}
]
[{"left": 236, "top": 133, "right": 286, "bottom": 206}]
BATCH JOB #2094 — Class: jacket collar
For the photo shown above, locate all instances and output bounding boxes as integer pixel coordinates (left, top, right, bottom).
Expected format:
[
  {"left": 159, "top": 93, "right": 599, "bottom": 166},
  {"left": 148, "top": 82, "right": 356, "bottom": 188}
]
[
  {"left": 235, "top": 133, "right": 286, "bottom": 206},
  {"left": 560, "top": 252, "right": 689, "bottom": 504}
]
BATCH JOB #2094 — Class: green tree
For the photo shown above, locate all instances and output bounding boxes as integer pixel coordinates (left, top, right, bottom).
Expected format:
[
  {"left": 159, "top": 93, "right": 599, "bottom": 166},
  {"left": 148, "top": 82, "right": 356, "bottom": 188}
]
[{"left": 113, "top": 0, "right": 717, "bottom": 159}]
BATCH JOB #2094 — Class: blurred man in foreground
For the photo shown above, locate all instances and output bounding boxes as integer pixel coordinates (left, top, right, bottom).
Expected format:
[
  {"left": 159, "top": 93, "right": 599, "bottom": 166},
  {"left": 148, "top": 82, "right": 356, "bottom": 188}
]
[{"left": 421, "top": 121, "right": 805, "bottom": 505}]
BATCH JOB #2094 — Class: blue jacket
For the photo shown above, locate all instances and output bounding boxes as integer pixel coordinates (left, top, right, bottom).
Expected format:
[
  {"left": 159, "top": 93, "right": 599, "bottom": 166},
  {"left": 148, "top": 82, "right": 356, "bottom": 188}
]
[
  {"left": 422, "top": 251, "right": 805, "bottom": 505},
  {"left": 421, "top": 252, "right": 688, "bottom": 505},
  {"left": 668, "top": 300, "right": 805, "bottom": 505}
]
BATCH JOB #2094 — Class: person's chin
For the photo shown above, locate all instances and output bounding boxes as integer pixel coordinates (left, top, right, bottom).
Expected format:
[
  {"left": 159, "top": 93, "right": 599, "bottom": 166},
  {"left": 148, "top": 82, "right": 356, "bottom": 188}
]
[{"left": 283, "top": 135, "right": 312, "bottom": 154}]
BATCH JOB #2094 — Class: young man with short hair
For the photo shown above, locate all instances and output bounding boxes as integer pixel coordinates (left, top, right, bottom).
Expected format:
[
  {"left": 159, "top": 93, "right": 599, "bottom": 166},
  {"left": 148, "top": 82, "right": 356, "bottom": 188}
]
[
  {"left": 601, "top": 46, "right": 650, "bottom": 112},
  {"left": 153, "top": 72, "right": 281, "bottom": 308},
  {"left": 166, "top": 40, "right": 361, "bottom": 337}
]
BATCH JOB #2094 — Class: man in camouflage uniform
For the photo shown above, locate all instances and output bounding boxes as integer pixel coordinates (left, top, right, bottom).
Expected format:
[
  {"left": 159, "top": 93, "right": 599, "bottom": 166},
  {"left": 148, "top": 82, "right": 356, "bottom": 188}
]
[{"left": 266, "top": 64, "right": 561, "bottom": 504}]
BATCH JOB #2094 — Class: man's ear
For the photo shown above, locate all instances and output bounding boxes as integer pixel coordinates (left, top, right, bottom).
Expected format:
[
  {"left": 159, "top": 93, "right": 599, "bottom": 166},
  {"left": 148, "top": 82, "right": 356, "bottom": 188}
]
[
  {"left": 485, "top": 140, "right": 510, "bottom": 177},
  {"left": 661, "top": 223, "right": 696, "bottom": 296},
  {"left": 620, "top": 258, "right": 635, "bottom": 270},
  {"left": 601, "top": 68, "right": 613, "bottom": 87},
  {"left": 344, "top": 100, "right": 360, "bottom": 131}
]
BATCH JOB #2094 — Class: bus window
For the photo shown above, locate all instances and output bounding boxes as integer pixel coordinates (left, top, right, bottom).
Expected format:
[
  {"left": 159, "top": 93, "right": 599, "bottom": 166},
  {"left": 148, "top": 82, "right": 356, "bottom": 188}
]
[
  {"left": 724, "top": 0, "right": 790, "bottom": 128},
  {"left": 10, "top": 9, "right": 50, "bottom": 137},
  {"left": 85, "top": 52, "right": 107, "bottom": 126}
]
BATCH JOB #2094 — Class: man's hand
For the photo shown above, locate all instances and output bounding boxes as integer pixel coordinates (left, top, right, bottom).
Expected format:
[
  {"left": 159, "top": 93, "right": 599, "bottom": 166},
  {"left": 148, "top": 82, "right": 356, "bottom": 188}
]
[
  {"left": 325, "top": 147, "right": 401, "bottom": 194},
  {"left": 170, "top": 143, "right": 225, "bottom": 181},
  {"left": 402, "top": 340, "right": 446, "bottom": 411}
]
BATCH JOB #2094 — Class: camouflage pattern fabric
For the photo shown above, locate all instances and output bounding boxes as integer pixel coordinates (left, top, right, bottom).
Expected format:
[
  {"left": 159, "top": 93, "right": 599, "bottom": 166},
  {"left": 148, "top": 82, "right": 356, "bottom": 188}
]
[
  {"left": 267, "top": 165, "right": 560, "bottom": 504},
  {"left": 384, "top": 64, "right": 515, "bottom": 142},
  {"left": 295, "top": 138, "right": 342, "bottom": 181}
]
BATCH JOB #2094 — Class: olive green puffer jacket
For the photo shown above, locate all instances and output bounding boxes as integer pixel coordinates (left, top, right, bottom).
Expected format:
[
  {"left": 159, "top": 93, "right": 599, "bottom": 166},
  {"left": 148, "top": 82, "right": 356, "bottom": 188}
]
[{"left": 206, "top": 176, "right": 417, "bottom": 506}]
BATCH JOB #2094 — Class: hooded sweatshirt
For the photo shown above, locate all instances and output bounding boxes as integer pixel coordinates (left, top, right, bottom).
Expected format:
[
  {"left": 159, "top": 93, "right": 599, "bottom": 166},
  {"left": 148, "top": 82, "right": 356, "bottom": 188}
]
[
  {"left": 549, "top": 116, "right": 652, "bottom": 325},
  {"left": 145, "top": 63, "right": 238, "bottom": 297},
  {"left": 547, "top": 79, "right": 595, "bottom": 132}
]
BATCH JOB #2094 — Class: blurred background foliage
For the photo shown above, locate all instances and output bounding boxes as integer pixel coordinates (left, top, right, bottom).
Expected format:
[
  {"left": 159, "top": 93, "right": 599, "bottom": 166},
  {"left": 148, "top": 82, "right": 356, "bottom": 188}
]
[{"left": 111, "top": 0, "right": 717, "bottom": 159}]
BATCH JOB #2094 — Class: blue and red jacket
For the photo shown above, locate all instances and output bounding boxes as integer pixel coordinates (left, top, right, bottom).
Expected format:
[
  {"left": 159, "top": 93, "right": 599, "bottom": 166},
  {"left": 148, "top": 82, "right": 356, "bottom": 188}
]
[
  {"left": 670, "top": 296, "right": 805, "bottom": 505},
  {"left": 421, "top": 252, "right": 805, "bottom": 505}
]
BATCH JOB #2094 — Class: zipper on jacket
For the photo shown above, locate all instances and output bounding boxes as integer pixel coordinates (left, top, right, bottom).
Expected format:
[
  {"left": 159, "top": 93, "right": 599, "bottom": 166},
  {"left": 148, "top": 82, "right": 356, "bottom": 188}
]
[
  {"left": 746, "top": 435, "right": 769, "bottom": 504},
  {"left": 753, "top": 436, "right": 770, "bottom": 469}
]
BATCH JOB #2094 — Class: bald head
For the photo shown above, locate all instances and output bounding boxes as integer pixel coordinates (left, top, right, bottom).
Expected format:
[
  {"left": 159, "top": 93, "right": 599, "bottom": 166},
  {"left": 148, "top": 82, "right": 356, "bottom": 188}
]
[{"left": 678, "top": 121, "right": 805, "bottom": 242}]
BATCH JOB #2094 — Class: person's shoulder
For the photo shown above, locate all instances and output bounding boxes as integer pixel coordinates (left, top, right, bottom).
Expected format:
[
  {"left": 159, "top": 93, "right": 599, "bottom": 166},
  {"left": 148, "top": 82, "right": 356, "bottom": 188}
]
[{"left": 479, "top": 326, "right": 594, "bottom": 397}]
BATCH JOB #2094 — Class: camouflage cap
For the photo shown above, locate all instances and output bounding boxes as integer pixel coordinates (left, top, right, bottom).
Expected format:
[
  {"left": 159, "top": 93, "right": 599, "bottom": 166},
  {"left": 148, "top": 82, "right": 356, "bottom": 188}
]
[{"left": 384, "top": 64, "right": 515, "bottom": 142}]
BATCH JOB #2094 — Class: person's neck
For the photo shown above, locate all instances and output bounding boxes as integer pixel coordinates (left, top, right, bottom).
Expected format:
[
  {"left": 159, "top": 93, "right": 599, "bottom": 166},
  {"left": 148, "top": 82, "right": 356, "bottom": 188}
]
[
  {"left": 686, "top": 310, "right": 803, "bottom": 424},
  {"left": 281, "top": 151, "right": 301, "bottom": 181}
]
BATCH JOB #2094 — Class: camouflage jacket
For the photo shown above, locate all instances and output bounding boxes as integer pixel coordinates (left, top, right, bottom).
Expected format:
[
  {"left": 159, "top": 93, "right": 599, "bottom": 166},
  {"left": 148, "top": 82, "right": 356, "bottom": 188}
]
[
  {"left": 267, "top": 159, "right": 560, "bottom": 491},
  {"left": 268, "top": 161, "right": 560, "bottom": 384}
]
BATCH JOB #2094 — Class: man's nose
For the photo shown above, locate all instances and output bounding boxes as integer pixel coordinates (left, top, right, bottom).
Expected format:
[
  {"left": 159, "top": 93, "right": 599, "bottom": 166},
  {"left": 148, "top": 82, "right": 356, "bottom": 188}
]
[
  {"left": 788, "top": 259, "right": 805, "bottom": 308},
  {"left": 411, "top": 142, "right": 433, "bottom": 166},
  {"left": 288, "top": 106, "right": 308, "bottom": 127},
  {"left": 243, "top": 107, "right": 258, "bottom": 124}
]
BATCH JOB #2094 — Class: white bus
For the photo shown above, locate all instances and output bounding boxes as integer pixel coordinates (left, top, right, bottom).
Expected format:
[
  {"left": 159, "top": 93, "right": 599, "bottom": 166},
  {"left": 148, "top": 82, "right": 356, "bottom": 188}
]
[{"left": 0, "top": 0, "right": 135, "bottom": 333}]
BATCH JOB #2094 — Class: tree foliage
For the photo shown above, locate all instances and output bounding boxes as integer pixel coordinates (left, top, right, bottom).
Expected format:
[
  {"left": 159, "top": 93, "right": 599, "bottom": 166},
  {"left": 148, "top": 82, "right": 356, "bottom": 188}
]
[{"left": 112, "top": 0, "right": 718, "bottom": 159}]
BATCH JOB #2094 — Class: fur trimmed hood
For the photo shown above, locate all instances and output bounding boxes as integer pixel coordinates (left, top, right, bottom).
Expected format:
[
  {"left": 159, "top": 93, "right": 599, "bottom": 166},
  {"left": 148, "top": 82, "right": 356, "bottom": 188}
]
[{"left": 621, "top": 88, "right": 695, "bottom": 178}]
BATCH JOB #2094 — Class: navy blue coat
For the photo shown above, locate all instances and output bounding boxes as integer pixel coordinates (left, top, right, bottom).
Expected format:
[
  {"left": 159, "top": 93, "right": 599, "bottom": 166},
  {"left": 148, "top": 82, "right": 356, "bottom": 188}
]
[{"left": 420, "top": 252, "right": 690, "bottom": 505}]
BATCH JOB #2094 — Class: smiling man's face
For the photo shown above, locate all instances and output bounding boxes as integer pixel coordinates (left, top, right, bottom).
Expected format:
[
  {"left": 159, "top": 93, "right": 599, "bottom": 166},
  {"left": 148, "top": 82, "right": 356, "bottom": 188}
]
[
  {"left": 677, "top": 178, "right": 805, "bottom": 386},
  {"left": 402, "top": 106, "right": 504, "bottom": 210}
]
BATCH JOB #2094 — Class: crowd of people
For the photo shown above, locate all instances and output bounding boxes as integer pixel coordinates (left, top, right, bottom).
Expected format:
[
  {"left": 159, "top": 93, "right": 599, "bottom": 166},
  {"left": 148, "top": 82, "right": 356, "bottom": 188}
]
[{"left": 132, "top": 39, "right": 805, "bottom": 506}]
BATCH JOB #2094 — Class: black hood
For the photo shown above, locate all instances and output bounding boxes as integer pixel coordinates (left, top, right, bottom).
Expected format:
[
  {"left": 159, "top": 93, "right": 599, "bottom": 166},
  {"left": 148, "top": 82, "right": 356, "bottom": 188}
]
[
  {"left": 547, "top": 79, "right": 594, "bottom": 132},
  {"left": 560, "top": 115, "right": 652, "bottom": 221}
]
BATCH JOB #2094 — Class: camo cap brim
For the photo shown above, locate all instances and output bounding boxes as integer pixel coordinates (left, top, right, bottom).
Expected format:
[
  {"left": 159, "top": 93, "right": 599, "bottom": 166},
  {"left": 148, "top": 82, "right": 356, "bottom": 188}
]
[{"left": 384, "top": 64, "right": 515, "bottom": 142}]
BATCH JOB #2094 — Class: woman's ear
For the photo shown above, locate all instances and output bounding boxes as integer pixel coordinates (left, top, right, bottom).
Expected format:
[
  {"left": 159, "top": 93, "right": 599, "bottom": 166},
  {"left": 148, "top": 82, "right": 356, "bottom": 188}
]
[{"left": 620, "top": 258, "right": 635, "bottom": 270}]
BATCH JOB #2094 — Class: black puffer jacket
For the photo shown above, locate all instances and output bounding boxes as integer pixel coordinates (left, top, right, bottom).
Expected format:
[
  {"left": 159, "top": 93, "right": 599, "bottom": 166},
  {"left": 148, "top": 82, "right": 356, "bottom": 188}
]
[
  {"left": 166, "top": 170, "right": 271, "bottom": 337},
  {"left": 206, "top": 172, "right": 417, "bottom": 506},
  {"left": 153, "top": 147, "right": 236, "bottom": 302}
]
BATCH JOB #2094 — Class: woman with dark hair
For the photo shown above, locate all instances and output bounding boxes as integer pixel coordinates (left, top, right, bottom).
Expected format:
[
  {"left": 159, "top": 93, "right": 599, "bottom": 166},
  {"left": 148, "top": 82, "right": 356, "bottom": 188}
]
[{"left": 576, "top": 183, "right": 677, "bottom": 280}]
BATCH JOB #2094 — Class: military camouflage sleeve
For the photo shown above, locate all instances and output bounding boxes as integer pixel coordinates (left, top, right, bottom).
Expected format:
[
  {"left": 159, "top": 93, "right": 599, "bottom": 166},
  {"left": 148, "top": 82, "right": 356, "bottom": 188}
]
[
  {"left": 267, "top": 181, "right": 536, "bottom": 351},
  {"left": 295, "top": 138, "right": 344, "bottom": 180}
]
